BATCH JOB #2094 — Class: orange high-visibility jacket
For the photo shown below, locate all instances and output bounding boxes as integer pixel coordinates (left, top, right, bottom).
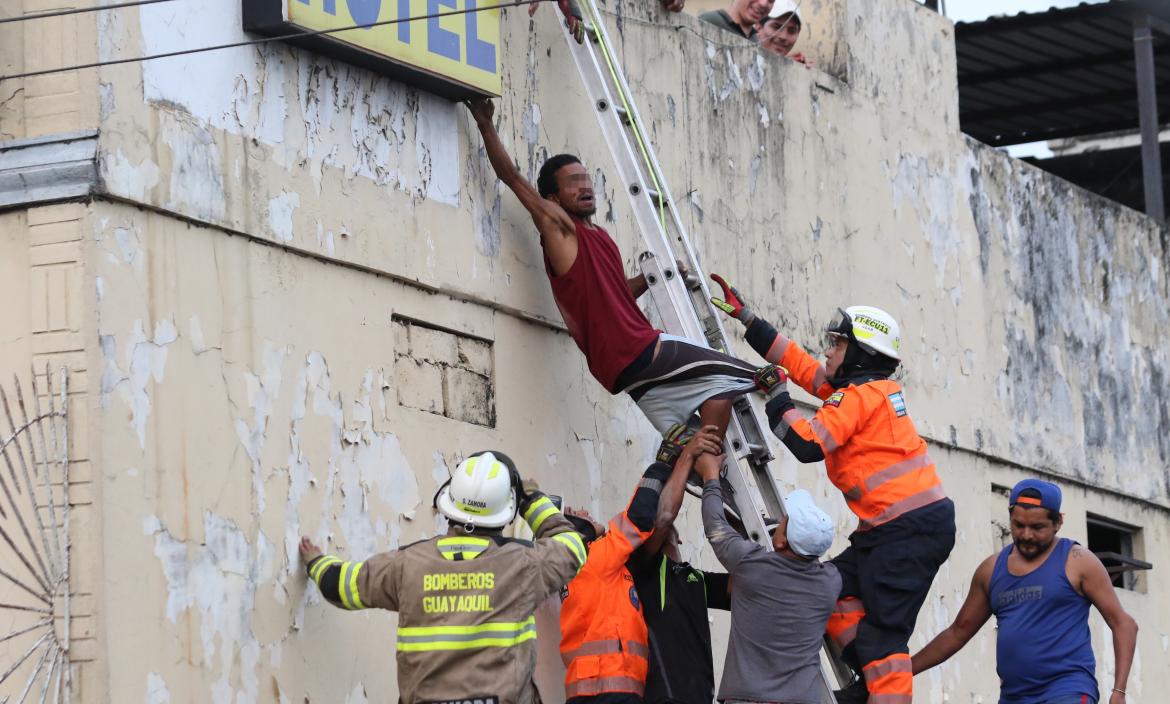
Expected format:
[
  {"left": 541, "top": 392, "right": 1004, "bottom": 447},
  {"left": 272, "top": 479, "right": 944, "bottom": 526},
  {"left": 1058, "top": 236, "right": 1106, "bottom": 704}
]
[
  {"left": 777, "top": 340, "right": 946, "bottom": 531},
  {"left": 559, "top": 464, "right": 668, "bottom": 699}
]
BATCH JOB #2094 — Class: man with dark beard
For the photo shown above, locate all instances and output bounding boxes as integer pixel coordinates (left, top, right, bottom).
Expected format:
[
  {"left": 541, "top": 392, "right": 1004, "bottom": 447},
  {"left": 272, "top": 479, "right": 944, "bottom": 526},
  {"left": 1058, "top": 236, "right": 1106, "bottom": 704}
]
[{"left": 912, "top": 479, "right": 1137, "bottom": 704}]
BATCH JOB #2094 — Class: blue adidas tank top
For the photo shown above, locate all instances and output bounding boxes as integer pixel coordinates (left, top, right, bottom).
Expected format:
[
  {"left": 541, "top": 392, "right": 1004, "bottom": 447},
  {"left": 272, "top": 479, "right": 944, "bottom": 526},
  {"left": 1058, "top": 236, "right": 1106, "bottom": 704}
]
[{"left": 989, "top": 537, "right": 1097, "bottom": 703}]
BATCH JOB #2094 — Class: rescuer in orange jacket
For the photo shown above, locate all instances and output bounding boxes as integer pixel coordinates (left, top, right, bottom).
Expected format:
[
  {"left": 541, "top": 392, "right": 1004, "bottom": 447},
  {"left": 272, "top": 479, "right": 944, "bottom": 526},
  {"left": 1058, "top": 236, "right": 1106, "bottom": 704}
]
[
  {"left": 710, "top": 275, "right": 956, "bottom": 704},
  {"left": 559, "top": 428, "right": 722, "bottom": 704}
]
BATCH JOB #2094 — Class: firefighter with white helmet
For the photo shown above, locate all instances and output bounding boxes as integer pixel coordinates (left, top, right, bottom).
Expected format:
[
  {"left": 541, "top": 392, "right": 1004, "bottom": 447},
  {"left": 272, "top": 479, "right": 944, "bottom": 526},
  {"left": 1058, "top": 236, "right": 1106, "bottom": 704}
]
[
  {"left": 709, "top": 275, "right": 955, "bottom": 704},
  {"left": 300, "top": 450, "right": 586, "bottom": 704}
]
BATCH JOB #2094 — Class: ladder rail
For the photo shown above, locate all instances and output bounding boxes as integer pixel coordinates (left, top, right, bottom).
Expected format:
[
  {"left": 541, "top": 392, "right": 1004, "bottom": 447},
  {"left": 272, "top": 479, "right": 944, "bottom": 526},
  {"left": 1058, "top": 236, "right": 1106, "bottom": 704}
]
[
  {"left": 563, "top": 17, "right": 706, "bottom": 346},
  {"left": 573, "top": 6, "right": 792, "bottom": 535},
  {"left": 577, "top": 0, "right": 743, "bottom": 358},
  {"left": 556, "top": 5, "right": 847, "bottom": 699},
  {"left": 563, "top": 4, "right": 790, "bottom": 534}
]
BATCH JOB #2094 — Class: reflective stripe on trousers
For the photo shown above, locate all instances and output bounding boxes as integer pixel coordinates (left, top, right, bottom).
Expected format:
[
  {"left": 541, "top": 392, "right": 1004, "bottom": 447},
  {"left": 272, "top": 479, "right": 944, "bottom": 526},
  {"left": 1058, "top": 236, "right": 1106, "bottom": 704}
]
[
  {"left": 863, "top": 652, "right": 913, "bottom": 704},
  {"left": 564, "top": 675, "right": 646, "bottom": 698},
  {"left": 826, "top": 596, "right": 864, "bottom": 650},
  {"left": 396, "top": 616, "right": 536, "bottom": 651},
  {"left": 560, "top": 639, "right": 650, "bottom": 666}
]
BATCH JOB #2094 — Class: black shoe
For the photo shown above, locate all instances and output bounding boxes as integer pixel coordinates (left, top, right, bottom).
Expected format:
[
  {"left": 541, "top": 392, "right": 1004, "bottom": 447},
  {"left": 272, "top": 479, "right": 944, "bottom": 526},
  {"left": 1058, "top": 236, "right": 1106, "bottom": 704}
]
[{"left": 833, "top": 680, "right": 868, "bottom": 704}]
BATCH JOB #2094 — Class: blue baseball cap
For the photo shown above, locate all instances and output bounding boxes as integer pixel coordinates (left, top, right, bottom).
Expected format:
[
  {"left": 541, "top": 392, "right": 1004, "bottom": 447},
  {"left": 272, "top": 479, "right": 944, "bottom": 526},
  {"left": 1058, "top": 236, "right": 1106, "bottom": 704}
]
[{"left": 1009, "top": 479, "right": 1062, "bottom": 512}]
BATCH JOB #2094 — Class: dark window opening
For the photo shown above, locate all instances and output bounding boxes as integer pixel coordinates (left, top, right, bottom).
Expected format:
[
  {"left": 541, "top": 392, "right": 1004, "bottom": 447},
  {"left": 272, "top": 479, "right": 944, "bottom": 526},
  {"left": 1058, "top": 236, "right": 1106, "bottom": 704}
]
[{"left": 1086, "top": 514, "right": 1151, "bottom": 592}]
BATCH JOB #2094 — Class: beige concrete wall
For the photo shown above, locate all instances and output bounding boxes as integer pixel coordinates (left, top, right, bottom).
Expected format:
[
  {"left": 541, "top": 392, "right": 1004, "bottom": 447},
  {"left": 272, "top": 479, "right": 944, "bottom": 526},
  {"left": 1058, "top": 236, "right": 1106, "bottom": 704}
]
[
  {"left": 2, "top": 0, "right": 1169, "bottom": 701},
  {"left": 0, "top": 202, "right": 101, "bottom": 698}
]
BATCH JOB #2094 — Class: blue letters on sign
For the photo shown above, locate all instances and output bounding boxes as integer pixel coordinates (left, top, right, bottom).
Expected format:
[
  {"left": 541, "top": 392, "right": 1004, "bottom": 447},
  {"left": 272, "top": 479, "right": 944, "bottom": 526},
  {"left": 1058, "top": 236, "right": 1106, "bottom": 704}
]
[
  {"left": 464, "top": 0, "right": 495, "bottom": 72},
  {"left": 298, "top": 0, "right": 337, "bottom": 14},
  {"left": 347, "top": 0, "right": 382, "bottom": 28},
  {"left": 428, "top": 0, "right": 461, "bottom": 60},
  {"left": 397, "top": 0, "right": 411, "bottom": 42}
]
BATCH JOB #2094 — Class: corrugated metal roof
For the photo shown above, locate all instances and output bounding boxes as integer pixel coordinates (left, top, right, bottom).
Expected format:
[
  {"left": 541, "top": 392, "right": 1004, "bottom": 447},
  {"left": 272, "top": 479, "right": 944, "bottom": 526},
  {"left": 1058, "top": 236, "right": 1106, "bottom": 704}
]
[{"left": 956, "top": 0, "right": 1169, "bottom": 146}]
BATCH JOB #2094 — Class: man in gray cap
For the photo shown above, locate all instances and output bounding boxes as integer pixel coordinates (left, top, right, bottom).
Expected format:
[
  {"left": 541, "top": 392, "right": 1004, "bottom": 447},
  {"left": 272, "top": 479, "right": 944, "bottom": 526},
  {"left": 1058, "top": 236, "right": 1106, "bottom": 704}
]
[
  {"left": 912, "top": 479, "right": 1138, "bottom": 704},
  {"left": 699, "top": 459, "right": 840, "bottom": 704}
]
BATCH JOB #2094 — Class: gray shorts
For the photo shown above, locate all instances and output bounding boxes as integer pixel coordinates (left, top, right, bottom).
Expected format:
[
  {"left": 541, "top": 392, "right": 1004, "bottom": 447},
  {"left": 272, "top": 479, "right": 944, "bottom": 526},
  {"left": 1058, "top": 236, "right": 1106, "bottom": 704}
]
[{"left": 618, "top": 334, "right": 758, "bottom": 433}]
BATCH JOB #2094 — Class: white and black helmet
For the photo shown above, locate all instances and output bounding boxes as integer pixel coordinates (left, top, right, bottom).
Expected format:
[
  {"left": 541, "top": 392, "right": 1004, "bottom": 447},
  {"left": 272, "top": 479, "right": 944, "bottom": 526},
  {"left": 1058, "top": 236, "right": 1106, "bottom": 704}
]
[
  {"left": 826, "top": 306, "right": 901, "bottom": 361},
  {"left": 433, "top": 451, "right": 521, "bottom": 530}
]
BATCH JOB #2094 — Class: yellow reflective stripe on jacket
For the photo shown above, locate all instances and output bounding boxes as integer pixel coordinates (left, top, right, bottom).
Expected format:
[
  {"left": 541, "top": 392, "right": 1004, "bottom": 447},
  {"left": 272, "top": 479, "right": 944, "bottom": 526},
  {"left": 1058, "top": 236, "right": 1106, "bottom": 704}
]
[
  {"left": 337, "top": 561, "right": 365, "bottom": 610},
  {"left": 437, "top": 536, "right": 491, "bottom": 561},
  {"left": 309, "top": 556, "right": 341, "bottom": 583},
  {"left": 396, "top": 617, "right": 537, "bottom": 652},
  {"left": 523, "top": 496, "right": 558, "bottom": 534},
  {"left": 553, "top": 532, "right": 587, "bottom": 570}
]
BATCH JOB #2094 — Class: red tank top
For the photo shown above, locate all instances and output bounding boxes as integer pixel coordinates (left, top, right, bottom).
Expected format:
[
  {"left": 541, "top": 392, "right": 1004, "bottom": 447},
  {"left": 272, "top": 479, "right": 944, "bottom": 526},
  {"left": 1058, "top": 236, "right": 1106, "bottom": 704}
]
[{"left": 546, "top": 220, "right": 660, "bottom": 392}]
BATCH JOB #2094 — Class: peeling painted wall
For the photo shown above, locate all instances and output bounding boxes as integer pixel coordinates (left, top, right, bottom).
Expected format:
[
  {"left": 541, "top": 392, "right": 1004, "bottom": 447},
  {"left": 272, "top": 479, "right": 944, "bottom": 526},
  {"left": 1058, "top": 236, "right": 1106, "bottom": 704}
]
[{"left": 3, "top": 0, "right": 1170, "bottom": 701}]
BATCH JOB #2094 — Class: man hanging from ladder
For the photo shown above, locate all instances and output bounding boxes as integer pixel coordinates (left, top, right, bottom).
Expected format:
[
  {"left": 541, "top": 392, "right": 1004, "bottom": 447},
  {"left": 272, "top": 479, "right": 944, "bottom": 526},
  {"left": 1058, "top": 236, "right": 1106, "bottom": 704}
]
[
  {"left": 299, "top": 450, "right": 586, "bottom": 704},
  {"left": 467, "top": 99, "right": 768, "bottom": 477},
  {"left": 709, "top": 274, "right": 956, "bottom": 704}
]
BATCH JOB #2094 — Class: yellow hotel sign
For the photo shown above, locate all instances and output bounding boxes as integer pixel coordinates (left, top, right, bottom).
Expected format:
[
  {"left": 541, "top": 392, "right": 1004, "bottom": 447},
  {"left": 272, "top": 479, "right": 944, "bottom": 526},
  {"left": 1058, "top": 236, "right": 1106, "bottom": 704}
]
[{"left": 243, "top": 0, "right": 502, "bottom": 98}]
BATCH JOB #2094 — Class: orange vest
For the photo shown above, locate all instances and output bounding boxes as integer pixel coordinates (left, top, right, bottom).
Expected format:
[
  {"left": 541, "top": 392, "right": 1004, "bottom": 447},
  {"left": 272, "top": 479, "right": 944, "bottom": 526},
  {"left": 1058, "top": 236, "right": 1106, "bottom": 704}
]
[
  {"left": 782, "top": 346, "right": 946, "bottom": 531},
  {"left": 559, "top": 512, "right": 651, "bottom": 699}
]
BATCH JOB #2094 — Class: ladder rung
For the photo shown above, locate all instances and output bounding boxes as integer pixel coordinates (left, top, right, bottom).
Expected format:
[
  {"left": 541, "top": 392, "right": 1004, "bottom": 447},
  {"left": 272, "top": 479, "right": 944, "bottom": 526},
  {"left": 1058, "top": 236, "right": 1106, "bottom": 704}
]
[{"left": 564, "top": 8, "right": 845, "bottom": 695}]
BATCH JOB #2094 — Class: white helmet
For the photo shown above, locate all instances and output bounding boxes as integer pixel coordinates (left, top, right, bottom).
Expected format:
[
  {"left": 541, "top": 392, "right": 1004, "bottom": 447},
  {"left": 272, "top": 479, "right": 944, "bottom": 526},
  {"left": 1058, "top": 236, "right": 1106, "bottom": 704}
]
[
  {"left": 827, "top": 306, "right": 901, "bottom": 361},
  {"left": 434, "top": 451, "right": 519, "bottom": 529}
]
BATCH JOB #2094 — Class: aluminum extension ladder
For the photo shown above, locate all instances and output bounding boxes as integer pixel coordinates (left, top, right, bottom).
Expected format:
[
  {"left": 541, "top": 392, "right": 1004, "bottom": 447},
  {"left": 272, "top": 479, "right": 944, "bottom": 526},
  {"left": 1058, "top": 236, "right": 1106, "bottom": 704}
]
[{"left": 556, "top": 3, "right": 851, "bottom": 699}]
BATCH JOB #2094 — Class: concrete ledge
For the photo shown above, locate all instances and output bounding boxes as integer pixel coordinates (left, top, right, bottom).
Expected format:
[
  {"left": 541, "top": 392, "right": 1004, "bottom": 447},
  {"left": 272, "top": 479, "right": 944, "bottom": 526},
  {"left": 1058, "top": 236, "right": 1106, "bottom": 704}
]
[{"left": 0, "top": 130, "right": 98, "bottom": 210}]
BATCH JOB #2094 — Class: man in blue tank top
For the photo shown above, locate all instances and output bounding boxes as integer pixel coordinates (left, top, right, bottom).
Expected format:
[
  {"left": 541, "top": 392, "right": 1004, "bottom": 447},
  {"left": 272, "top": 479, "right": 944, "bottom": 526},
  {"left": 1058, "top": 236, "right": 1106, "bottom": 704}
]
[{"left": 910, "top": 479, "right": 1137, "bottom": 704}]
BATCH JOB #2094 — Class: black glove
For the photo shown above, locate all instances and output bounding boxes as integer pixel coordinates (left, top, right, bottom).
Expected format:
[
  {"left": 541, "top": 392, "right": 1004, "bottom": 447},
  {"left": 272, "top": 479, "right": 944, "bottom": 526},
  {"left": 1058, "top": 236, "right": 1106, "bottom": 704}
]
[
  {"left": 655, "top": 422, "right": 695, "bottom": 465},
  {"left": 753, "top": 364, "right": 789, "bottom": 396}
]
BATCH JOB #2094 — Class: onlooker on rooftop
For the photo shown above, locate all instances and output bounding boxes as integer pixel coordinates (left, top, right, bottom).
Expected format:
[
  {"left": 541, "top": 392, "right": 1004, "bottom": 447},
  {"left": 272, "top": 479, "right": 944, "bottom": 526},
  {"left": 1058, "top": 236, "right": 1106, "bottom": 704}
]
[
  {"left": 758, "top": 0, "right": 814, "bottom": 67},
  {"left": 698, "top": 0, "right": 772, "bottom": 42}
]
